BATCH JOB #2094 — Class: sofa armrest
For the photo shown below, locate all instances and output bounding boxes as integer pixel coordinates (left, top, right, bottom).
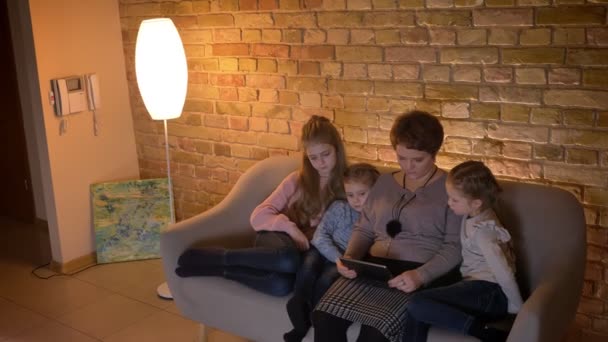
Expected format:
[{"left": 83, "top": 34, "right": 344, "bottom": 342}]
[
  {"left": 507, "top": 275, "right": 582, "bottom": 342},
  {"left": 160, "top": 156, "right": 300, "bottom": 287}
]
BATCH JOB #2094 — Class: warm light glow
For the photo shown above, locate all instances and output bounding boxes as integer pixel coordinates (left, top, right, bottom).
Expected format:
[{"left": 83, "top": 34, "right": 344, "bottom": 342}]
[{"left": 135, "top": 18, "right": 187, "bottom": 120}]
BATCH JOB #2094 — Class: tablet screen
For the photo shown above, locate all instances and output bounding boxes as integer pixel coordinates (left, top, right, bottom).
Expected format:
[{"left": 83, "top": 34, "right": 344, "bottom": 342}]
[{"left": 340, "top": 258, "right": 393, "bottom": 282}]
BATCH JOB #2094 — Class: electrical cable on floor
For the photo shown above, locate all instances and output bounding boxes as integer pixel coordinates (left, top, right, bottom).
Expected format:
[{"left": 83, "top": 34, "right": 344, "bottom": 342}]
[{"left": 31, "top": 261, "right": 99, "bottom": 280}]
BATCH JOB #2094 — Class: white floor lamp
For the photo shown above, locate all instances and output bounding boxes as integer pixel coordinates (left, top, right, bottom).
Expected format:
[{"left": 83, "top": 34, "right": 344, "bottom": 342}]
[{"left": 135, "top": 18, "right": 188, "bottom": 299}]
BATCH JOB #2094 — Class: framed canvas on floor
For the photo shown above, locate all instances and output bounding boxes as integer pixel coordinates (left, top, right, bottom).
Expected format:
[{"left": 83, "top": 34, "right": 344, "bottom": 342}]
[{"left": 91, "top": 178, "right": 170, "bottom": 263}]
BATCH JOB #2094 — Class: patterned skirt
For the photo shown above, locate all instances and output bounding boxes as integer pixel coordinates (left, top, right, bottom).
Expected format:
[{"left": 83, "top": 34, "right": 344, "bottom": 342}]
[{"left": 314, "top": 277, "right": 413, "bottom": 342}]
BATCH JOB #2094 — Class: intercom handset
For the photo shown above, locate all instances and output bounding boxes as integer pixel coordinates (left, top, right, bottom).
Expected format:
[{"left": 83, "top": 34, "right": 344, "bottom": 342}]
[
  {"left": 85, "top": 74, "right": 101, "bottom": 110},
  {"left": 50, "top": 76, "right": 86, "bottom": 116}
]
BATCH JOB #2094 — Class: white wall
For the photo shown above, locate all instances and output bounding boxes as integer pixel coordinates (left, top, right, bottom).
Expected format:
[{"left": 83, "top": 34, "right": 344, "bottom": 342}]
[{"left": 14, "top": 0, "right": 140, "bottom": 263}]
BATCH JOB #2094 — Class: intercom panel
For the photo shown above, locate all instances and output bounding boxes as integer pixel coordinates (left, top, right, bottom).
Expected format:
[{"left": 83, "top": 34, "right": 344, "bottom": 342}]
[{"left": 50, "top": 76, "right": 86, "bottom": 116}]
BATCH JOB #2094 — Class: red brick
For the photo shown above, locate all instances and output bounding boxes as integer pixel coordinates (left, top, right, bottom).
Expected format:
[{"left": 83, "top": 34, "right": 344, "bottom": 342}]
[
  {"left": 365, "top": 11, "right": 415, "bottom": 27},
  {"left": 587, "top": 28, "right": 608, "bottom": 46},
  {"left": 246, "top": 75, "right": 286, "bottom": 89},
  {"left": 209, "top": 74, "right": 245, "bottom": 87},
  {"left": 417, "top": 11, "right": 471, "bottom": 27},
  {"left": 197, "top": 14, "right": 234, "bottom": 27},
  {"left": 172, "top": 16, "right": 198, "bottom": 29},
  {"left": 259, "top": 0, "right": 278, "bottom": 10},
  {"left": 219, "top": 88, "right": 238, "bottom": 101},
  {"left": 548, "top": 68, "right": 580, "bottom": 85},
  {"left": 204, "top": 114, "right": 229, "bottom": 129},
  {"left": 441, "top": 48, "right": 498, "bottom": 64},
  {"left": 385, "top": 47, "right": 436, "bottom": 62},
  {"left": 290, "top": 46, "right": 335, "bottom": 59},
  {"left": 252, "top": 44, "right": 289, "bottom": 58},
  {"left": 234, "top": 14, "right": 274, "bottom": 28},
  {"left": 429, "top": 29, "right": 456, "bottom": 45},
  {"left": 188, "top": 72, "right": 209, "bottom": 84},
  {"left": 537, "top": 6, "right": 605, "bottom": 25},
  {"left": 318, "top": 12, "right": 364, "bottom": 27},
  {"left": 239, "top": 0, "right": 257, "bottom": 10},
  {"left": 544, "top": 89, "right": 608, "bottom": 109},
  {"left": 274, "top": 13, "right": 316, "bottom": 28},
  {"left": 503, "top": 48, "right": 564, "bottom": 65},
  {"left": 305, "top": 0, "right": 323, "bottom": 8},
  {"left": 484, "top": 67, "right": 513, "bottom": 83},
  {"left": 214, "top": 29, "right": 241, "bottom": 43},
  {"left": 473, "top": 9, "right": 533, "bottom": 26},
  {"left": 229, "top": 116, "right": 249, "bottom": 131},
  {"left": 480, "top": 86, "right": 541, "bottom": 105},
  {"left": 567, "top": 49, "right": 608, "bottom": 66},
  {"left": 212, "top": 43, "right": 249, "bottom": 56},
  {"left": 336, "top": 46, "right": 382, "bottom": 62},
  {"left": 578, "top": 295, "right": 604, "bottom": 314},
  {"left": 299, "top": 61, "right": 320, "bottom": 75}
]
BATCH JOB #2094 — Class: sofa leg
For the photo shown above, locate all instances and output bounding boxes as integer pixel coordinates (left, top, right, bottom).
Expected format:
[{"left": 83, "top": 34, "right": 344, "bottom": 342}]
[{"left": 198, "top": 323, "right": 209, "bottom": 342}]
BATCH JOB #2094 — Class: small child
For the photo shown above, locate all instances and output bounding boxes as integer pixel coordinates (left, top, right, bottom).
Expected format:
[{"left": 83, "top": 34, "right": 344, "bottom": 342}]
[
  {"left": 284, "top": 163, "right": 380, "bottom": 342},
  {"left": 403, "top": 161, "right": 523, "bottom": 342}
]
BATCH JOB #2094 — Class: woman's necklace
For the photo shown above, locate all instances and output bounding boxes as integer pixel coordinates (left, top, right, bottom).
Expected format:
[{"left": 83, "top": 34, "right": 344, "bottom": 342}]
[{"left": 386, "top": 166, "right": 438, "bottom": 238}]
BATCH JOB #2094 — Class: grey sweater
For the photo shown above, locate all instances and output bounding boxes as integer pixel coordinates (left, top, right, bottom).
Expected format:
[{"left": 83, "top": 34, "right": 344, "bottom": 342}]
[
  {"left": 345, "top": 171, "right": 462, "bottom": 284},
  {"left": 311, "top": 200, "right": 360, "bottom": 262},
  {"left": 460, "top": 208, "right": 523, "bottom": 313}
]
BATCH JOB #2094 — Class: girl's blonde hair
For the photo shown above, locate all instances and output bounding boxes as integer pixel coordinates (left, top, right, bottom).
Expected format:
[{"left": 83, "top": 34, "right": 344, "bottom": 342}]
[
  {"left": 344, "top": 163, "right": 380, "bottom": 188},
  {"left": 285, "top": 116, "right": 347, "bottom": 230},
  {"left": 447, "top": 161, "right": 502, "bottom": 210}
]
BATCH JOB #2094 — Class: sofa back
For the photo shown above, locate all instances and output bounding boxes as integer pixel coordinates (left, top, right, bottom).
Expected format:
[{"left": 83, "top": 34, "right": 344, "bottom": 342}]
[{"left": 494, "top": 181, "right": 586, "bottom": 296}]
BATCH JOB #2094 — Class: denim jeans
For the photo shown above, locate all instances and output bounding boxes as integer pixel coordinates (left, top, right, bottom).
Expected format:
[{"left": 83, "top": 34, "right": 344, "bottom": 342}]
[
  {"left": 403, "top": 280, "right": 508, "bottom": 342},
  {"left": 293, "top": 246, "right": 340, "bottom": 306},
  {"left": 224, "top": 231, "right": 301, "bottom": 296},
  {"left": 286, "top": 247, "right": 340, "bottom": 337}
]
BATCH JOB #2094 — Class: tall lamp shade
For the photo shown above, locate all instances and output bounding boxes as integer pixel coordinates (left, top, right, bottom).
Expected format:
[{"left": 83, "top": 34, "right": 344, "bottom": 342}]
[
  {"left": 135, "top": 18, "right": 188, "bottom": 120},
  {"left": 135, "top": 18, "right": 187, "bottom": 300}
]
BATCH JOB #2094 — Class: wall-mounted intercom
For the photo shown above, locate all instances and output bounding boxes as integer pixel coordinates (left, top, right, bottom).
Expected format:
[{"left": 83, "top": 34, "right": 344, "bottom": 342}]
[
  {"left": 50, "top": 76, "right": 86, "bottom": 116},
  {"left": 50, "top": 73, "right": 102, "bottom": 136}
]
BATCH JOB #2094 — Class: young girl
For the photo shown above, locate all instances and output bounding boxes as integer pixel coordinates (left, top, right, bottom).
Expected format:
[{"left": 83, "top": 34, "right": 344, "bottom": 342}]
[
  {"left": 176, "top": 115, "right": 348, "bottom": 297},
  {"left": 403, "top": 161, "right": 523, "bottom": 342},
  {"left": 284, "top": 163, "right": 380, "bottom": 342}
]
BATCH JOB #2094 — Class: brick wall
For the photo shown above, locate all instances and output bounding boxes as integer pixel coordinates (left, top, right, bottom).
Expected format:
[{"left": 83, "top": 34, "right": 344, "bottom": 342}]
[{"left": 118, "top": 0, "right": 608, "bottom": 339}]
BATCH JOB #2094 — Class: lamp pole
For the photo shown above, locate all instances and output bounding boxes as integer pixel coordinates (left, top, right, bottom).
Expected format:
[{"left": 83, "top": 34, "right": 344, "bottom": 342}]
[
  {"left": 164, "top": 119, "right": 175, "bottom": 224},
  {"left": 135, "top": 18, "right": 188, "bottom": 300}
]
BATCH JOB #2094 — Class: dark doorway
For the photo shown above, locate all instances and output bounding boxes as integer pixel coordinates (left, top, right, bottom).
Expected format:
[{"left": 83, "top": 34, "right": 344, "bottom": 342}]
[{"left": 0, "top": 0, "right": 36, "bottom": 223}]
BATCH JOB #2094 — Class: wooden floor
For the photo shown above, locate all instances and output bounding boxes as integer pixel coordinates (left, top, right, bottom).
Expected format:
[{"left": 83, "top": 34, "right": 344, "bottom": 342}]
[{"left": 0, "top": 216, "right": 247, "bottom": 342}]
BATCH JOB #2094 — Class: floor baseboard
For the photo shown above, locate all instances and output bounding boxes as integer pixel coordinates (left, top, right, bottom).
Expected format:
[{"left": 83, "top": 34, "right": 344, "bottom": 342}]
[{"left": 50, "top": 252, "right": 97, "bottom": 274}]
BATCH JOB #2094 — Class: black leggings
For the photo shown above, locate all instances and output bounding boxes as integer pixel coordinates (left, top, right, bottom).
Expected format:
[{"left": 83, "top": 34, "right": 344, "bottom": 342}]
[{"left": 313, "top": 311, "right": 389, "bottom": 342}]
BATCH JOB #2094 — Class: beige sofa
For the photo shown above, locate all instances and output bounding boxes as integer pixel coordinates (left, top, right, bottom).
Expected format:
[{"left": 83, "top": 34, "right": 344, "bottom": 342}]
[{"left": 160, "top": 156, "right": 586, "bottom": 342}]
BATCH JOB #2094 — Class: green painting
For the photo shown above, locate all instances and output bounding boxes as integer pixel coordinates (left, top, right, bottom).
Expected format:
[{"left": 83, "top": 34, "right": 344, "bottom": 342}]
[{"left": 91, "top": 178, "right": 170, "bottom": 263}]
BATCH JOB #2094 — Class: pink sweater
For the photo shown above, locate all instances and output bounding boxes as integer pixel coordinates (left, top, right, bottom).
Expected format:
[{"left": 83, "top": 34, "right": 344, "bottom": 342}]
[{"left": 250, "top": 171, "right": 325, "bottom": 239}]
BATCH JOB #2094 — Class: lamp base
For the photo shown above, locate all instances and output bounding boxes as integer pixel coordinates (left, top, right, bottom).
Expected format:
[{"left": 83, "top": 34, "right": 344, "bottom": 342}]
[{"left": 157, "top": 282, "right": 173, "bottom": 300}]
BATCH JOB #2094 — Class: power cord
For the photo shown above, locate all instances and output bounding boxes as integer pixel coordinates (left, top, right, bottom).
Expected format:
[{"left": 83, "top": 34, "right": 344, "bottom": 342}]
[{"left": 31, "top": 261, "right": 99, "bottom": 280}]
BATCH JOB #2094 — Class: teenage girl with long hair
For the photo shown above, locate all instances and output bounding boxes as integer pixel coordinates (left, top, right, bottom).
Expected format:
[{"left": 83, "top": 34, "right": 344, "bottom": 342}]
[{"left": 176, "top": 115, "right": 348, "bottom": 296}]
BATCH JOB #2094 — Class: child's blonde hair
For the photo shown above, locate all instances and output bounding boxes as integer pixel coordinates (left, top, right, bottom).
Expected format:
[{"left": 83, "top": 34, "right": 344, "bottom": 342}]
[
  {"left": 285, "top": 116, "right": 347, "bottom": 230},
  {"left": 344, "top": 163, "right": 380, "bottom": 188},
  {"left": 448, "top": 161, "right": 502, "bottom": 209}
]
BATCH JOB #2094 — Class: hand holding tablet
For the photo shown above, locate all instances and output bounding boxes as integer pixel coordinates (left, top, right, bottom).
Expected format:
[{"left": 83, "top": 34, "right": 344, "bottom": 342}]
[{"left": 339, "top": 257, "right": 393, "bottom": 282}]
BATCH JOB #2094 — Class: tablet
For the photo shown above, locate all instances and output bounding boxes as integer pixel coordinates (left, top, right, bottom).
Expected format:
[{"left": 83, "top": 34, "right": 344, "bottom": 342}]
[{"left": 339, "top": 257, "right": 393, "bottom": 282}]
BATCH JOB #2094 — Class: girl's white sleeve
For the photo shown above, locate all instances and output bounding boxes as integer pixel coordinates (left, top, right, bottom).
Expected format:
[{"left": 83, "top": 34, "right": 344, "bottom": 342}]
[{"left": 476, "top": 225, "right": 524, "bottom": 314}]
